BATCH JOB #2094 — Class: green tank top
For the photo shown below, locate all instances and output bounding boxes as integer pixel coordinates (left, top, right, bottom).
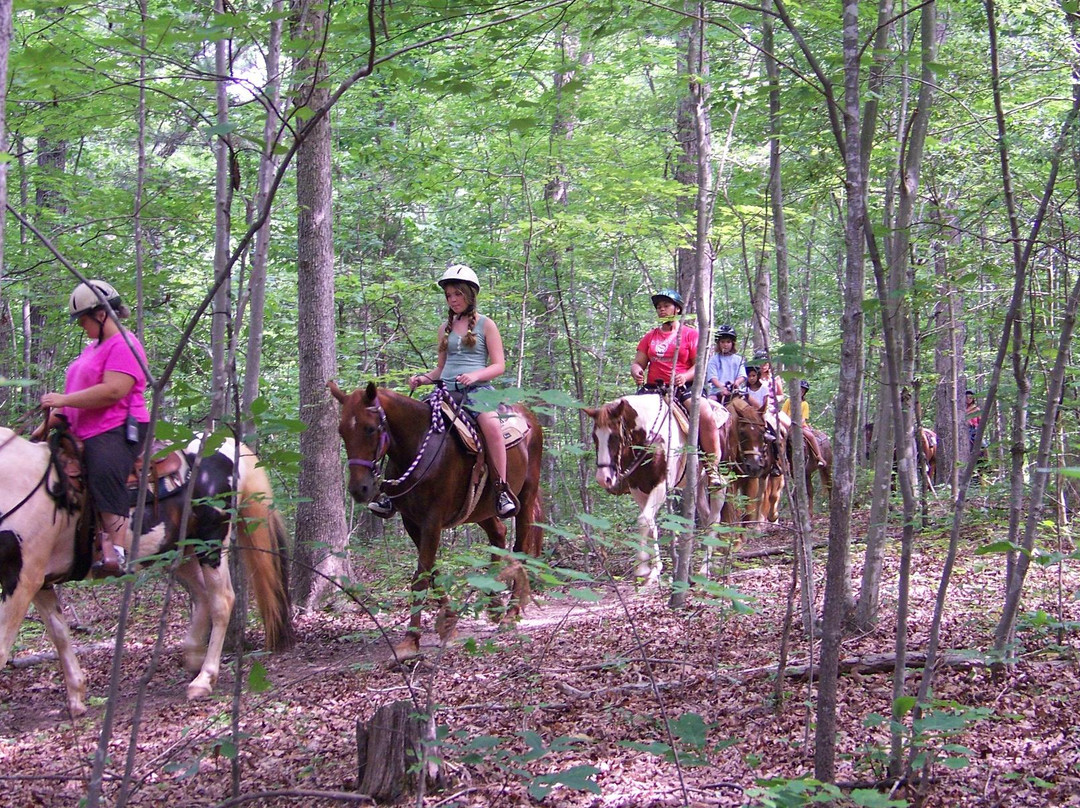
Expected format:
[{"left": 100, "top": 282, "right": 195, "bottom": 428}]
[{"left": 442, "top": 314, "right": 492, "bottom": 389}]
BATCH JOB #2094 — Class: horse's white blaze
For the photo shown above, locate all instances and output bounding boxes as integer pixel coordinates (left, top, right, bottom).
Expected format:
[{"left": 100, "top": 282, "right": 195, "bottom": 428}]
[{"left": 593, "top": 424, "right": 615, "bottom": 488}]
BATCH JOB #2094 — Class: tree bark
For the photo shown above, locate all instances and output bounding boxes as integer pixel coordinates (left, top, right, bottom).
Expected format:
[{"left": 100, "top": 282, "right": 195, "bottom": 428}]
[{"left": 290, "top": 0, "right": 350, "bottom": 607}]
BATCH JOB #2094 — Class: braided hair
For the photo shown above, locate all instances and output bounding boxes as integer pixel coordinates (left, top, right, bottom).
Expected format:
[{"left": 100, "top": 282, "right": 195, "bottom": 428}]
[{"left": 438, "top": 281, "right": 479, "bottom": 353}]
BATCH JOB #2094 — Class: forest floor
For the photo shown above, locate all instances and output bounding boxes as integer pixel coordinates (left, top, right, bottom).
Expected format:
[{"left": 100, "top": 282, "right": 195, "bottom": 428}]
[{"left": 1, "top": 503, "right": 1079, "bottom": 807}]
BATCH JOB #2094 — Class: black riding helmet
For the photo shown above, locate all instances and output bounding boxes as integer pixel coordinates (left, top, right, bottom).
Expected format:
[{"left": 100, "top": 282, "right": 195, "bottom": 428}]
[
  {"left": 745, "top": 364, "right": 760, "bottom": 373},
  {"left": 650, "top": 289, "right": 684, "bottom": 313},
  {"left": 715, "top": 324, "right": 737, "bottom": 341}
]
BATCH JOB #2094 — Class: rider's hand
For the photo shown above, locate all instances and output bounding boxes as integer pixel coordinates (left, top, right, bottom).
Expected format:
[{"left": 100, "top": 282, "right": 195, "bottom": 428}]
[{"left": 456, "top": 373, "right": 476, "bottom": 388}]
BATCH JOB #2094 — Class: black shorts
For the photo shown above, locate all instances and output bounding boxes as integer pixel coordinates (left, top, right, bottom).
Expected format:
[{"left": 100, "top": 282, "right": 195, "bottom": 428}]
[{"left": 83, "top": 423, "right": 149, "bottom": 516}]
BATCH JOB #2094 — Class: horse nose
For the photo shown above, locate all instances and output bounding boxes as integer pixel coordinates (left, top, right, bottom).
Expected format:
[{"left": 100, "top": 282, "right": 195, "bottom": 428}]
[
  {"left": 595, "top": 467, "right": 615, "bottom": 490},
  {"left": 348, "top": 476, "right": 376, "bottom": 503}
]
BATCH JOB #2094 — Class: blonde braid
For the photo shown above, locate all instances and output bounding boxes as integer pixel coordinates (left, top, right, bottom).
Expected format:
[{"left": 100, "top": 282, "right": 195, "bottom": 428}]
[
  {"left": 438, "top": 309, "right": 454, "bottom": 353},
  {"left": 462, "top": 311, "right": 478, "bottom": 348}
]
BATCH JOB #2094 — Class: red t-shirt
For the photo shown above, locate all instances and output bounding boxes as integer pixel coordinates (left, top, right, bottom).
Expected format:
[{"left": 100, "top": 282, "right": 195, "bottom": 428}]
[{"left": 636, "top": 324, "right": 699, "bottom": 385}]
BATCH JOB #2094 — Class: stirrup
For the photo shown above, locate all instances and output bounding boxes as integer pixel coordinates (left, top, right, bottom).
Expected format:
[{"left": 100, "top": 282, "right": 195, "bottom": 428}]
[
  {"left": 368, "top": 494, "right": 395, "bottom": 518},
  {"left": 496, "top": 489, "right": 518, "bottom": 518}
]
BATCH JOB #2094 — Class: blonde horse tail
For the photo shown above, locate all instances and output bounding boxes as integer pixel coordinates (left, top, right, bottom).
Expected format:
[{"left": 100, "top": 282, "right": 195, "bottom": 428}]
[{"left": 236, "top": 449, "right": 295, "bottom": 652}]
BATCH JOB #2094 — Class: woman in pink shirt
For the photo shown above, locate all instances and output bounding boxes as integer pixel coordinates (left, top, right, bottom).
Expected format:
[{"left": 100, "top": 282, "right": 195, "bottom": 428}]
[{"left": 40, "top": 280, "right": 150, "bottom": 576}]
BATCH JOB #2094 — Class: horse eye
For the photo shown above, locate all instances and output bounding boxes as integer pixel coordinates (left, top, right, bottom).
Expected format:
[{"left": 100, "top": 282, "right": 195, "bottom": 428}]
[{"left": 364, "top": 425, "right": 377, "bottom": 437}]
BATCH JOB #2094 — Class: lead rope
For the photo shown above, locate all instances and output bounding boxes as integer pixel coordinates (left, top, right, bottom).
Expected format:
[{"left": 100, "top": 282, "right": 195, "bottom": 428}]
[
  {"left": 377, "top": 385, "right": 453, "bottom": 496},
  {"left": 606, "top": 392, "right": 676, "bottom": 490}
]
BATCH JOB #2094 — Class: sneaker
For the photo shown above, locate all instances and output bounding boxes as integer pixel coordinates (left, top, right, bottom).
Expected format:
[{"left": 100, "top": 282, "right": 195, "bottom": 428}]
[
  {"left": 496, "top": 489, "right": 518, "bottom": 518},
  {"left": 368, "top": 494, "right": 395, "bottom": 518}
]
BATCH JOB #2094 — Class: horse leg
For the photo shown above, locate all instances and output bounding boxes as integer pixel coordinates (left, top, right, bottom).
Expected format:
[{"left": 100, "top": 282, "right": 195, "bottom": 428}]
[
  {"left": 695, "top": 479, "right": 726, "bottom": 579},
  {"left": 478, "top": 516, "right": 525, "bottom": 626},
  {"left": 175, "top": 555, "right": 235, "bottom": 701},
  {"left": 32, "top": 587, "right": 88, "bottom": 717},
  {"left": 632, "top": 485, "right": 665, "bottom": 586},
  {"left": 391, "top": 521, "right": 438, "bottom": 663}
]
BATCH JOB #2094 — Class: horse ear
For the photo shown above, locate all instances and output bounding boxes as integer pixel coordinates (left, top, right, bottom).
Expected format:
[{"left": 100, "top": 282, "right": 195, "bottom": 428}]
[
  {"left": 327, "top": 380, "right": 346, "bottom": 403},
  {"left": 583, "top": 407, "right": 600, "bottom": 420},
  {"left": 365, "top": 381, "right": 378, "bottom": 401}
]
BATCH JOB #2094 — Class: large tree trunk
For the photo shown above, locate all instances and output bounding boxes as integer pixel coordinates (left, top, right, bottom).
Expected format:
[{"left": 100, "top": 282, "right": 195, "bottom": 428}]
[
  {"left": 290, "top": 0, "right": 350, "bottom": 607},
  {"left": 671, "top": 0, "right": 714, "bottom": 604}
]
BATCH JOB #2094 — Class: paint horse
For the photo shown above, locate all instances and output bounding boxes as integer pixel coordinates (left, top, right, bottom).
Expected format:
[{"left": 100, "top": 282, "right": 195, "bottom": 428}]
[
  {"left": 720, "top": 397, "right": 774, "bottom": 523},
  {"left": 865, "top": 421, "right": 938, "bottom": 486},
  {"left": 0, "top": 428, "right": 294, "bottom": 717},
  {"left": 585, "top": 394, "right": 727, "bottom": 585},
  {"left": 328, "top": 381, "right": 544, "bottom": 662}
]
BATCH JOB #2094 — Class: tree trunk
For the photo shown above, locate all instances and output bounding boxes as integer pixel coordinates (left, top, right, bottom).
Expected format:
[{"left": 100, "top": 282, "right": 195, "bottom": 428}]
[
  {"left": 672, "top": 0, "right": 714, "bottom": 605},
  {"left": 290, "top": 0, "right": 350, "bottom": 607},
  {"left": 814, "top": 0, "right": 868, "bottom": 781},
  {"left": 356, "top": 701, "right": 443, "bottom": 802}
]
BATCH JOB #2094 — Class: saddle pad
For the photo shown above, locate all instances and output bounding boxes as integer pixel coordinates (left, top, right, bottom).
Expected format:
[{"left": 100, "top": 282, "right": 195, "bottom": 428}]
[
  {"left": 439, "top": 402, "right": 528, "bottom": 453},
  {"left": 670, "top": 400, "right": 690, "bottom": 434}
]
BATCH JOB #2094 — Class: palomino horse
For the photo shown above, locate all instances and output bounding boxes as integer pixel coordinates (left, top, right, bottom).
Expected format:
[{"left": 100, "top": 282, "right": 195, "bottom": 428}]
[
  {"left": 585, "top": 394, "right": 727, "bottom": 585},
  {"left": 328, "top": 381, "right": 544, "bottom": 662},
  {"left": 0, "top": 428, "right": 293, "bottom": 717},
  {"left": 720, "top": 397, "right": 773, "bottom": 523}
]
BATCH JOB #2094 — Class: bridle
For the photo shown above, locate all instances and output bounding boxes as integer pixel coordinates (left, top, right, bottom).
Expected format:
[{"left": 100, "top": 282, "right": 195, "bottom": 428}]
[{"left": 346, "top": 385, "right": 455, "bottom": 499}]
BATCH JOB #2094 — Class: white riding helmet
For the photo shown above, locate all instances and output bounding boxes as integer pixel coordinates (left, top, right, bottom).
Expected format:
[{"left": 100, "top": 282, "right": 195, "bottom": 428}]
[
  {"left": 68, "top": 279, "right": 129, "bottom": 320},
  {"left": 437, "top": 264, "right": 480, "bottom": 292}
]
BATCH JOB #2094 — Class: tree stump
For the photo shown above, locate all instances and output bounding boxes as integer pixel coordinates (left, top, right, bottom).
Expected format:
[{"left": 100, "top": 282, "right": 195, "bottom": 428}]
[{"left": 357, "top": 700, "right": 444, "bottom": 803}]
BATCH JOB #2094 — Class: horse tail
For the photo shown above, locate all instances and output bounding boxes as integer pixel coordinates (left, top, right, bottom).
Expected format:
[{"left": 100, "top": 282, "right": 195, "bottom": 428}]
[
  {"left": 236, "top": 450, "right": 295, "bottom": 652},
  {"left": 525, "top": 491, "right": 544, "bottom": 558}
]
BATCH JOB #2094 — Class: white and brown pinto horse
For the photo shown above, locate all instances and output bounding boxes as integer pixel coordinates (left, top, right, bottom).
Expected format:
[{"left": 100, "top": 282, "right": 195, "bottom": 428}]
[
  {"left": 0, "top": 428, "right": 293, "bottom": 717},
  {"left": 328, "top": 381, "right": 544, "bottom": 662},
  {"left": 585, "top": 394, "right": 727, "bottom": 585}
]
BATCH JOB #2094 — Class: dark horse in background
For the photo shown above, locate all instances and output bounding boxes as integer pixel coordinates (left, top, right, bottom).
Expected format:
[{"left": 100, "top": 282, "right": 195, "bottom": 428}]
[
  {"left": 790, "top": 426, "right": 833, "bottom": 517},
  {"left": 329, "top": 381, "right": 544, "bottom": 662},
  {"left": 865, "top": 421, "right": 937, "bottom": 486},
  {"left": 0, "top": 428, "right": 293, "bottom": 717}
]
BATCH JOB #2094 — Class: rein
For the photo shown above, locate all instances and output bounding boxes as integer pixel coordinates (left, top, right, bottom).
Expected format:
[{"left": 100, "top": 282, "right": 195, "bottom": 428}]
[{"left": 0, "top": 426, "right": 83, "bottom": 528}]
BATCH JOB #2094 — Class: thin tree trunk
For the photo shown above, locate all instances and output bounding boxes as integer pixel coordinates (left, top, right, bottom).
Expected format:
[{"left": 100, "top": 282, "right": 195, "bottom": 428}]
[
  {"left": 672, "top": 1, "right": 714, "bottom": 604},
  {"left": 242, "top": 0, "right": 285, "bottom": 442}
]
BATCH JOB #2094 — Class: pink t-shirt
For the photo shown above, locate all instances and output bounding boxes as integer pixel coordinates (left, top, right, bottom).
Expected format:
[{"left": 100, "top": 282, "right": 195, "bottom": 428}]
[
  {"left": 63, "top": 332, "right": 150, "bottom": 440},
  {"left": 636, "top": 324, "right": 699, "bottom": 385}
]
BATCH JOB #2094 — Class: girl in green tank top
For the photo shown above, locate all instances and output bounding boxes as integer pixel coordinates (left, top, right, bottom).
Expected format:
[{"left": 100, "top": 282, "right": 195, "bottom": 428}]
[{"left": 402, "top": 265, "right": 517, "bottom": 519}]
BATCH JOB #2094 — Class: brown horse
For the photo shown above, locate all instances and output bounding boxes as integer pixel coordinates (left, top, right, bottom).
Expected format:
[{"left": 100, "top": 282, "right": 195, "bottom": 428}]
[
  {"left": 800, "top": 427, "right": 833, "bottom": 517},
  {"left": 328, "top": 381, "right": 544, "bottom": 661},
  {"left": 719, "top": 397, "right": 773, "bottom": 523},
  {"left": 865, "top": 421, "right": 937, "bottom": 485}
]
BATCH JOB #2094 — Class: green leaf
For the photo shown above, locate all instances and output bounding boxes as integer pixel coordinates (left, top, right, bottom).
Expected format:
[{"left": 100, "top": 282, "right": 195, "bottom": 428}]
[
  {"left": 247, "top": 660, "right": 272, "bottom": 693},
  {"left": 567, "top": 588, "right": 603, "bottom": 602},
  {"left": 465, "top": 574, "right": 507, "bottom": 593}
]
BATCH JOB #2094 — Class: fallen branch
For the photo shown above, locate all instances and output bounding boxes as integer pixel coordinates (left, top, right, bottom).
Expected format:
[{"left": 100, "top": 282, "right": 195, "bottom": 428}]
[{"left": 11, "top": 642, "right": 114, "bottom": 669}]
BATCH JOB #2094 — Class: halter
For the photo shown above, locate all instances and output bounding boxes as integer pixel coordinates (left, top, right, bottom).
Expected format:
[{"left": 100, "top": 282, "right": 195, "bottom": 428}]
[{"left": 347, "top": 400, "right": 390, "bottom": 471}]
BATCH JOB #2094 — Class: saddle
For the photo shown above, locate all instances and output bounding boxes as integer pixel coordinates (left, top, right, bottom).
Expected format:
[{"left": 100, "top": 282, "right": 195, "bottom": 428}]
[
  {"left": 439, "top": 400, "right": 530, "bottom": 453},
  {"left": 127, "top": 441, "right": 191, "bottom": 504},
  {"left": 436, "top": 395, "right": 527, "bottom": 526}
]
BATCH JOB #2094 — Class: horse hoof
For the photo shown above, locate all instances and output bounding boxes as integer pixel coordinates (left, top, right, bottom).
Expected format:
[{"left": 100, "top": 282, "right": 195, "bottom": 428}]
[
  {"left": 67, "top": 700, "right": 88, "bottom": 718},
  {"left": 186, "top": 680, "right": 214, "bottom": 701},
  {"left": 387, "top": 640, "right": 420, "bottom": 666}
]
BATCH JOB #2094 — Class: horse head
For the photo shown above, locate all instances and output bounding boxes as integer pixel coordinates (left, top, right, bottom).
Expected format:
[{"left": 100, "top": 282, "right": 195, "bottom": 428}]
[
  {"left": 328, "top": 380, "right": 387, "bottom": 504},
  {"left": 585, "top": 396, "right": 667, "bottom": 494},
  {"left": 728, "top": 397, "right": 768, "bottom": 477}
]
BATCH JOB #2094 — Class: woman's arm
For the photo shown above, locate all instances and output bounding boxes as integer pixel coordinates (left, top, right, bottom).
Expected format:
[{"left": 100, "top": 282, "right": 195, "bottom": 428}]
[{"left": 40, "top": 371, "right": 135, "bottom": 411}]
